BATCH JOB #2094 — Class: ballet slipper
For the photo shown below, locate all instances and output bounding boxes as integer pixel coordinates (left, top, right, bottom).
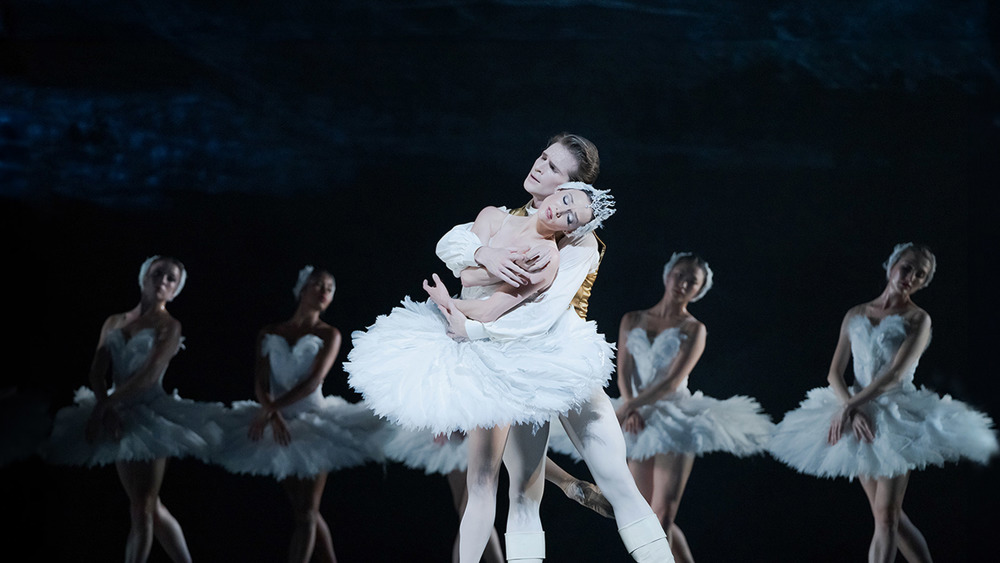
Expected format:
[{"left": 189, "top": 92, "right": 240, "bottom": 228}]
[
  {"left": 563, "top": 479, "right": 614, "bottom": 519},
  {"left": 619, "top": 515, "right": 673, "bottom": 562},
  {"left": 505, "top": 531, "right": 545, "bottom": 562}
]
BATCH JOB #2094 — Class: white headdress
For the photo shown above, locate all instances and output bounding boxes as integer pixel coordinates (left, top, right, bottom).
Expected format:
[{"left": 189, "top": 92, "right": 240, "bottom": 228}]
[
  {"left": 138, "top": 255, "right": 186, "bottom": 301},
  {"left": 883, "top": 242, "right": 936, "bottom": 288},
  {"left": 662, "top": 252, "right": 713, "bottom": 302},
  {"left": 293, "top": 265, "right": 315, "bottom": 300},
  {"left": 556, "top": 181, "right": 616, "bottom": 239}
]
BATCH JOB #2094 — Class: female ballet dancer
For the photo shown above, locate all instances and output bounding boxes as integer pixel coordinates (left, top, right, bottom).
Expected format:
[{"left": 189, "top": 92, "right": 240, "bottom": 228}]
[
  {"left": 346, "top": 182, "right": 616, "bottom": 563},
  {"left": 42, "top": 255, "right": 222, "bottom": 563},
  {"left": 212, "top": 266, "right": 386, "bottom": 563},
  {"left": 596, "top": 252, "right": 771, "bottom": 562},
  {"left": 769, "top": 243, "right": 998, "bottom": 562}
]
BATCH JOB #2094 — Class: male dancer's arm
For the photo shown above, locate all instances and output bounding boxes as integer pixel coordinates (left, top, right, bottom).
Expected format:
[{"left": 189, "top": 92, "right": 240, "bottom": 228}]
[{"left": 436, "top": 224, "right": 598, "bottom": 341}]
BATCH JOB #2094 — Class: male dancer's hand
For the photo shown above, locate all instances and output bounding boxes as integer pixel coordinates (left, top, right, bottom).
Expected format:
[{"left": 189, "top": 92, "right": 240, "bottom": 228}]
[{"left": 474, "top": 246, "right": 531, "bottom": 287}]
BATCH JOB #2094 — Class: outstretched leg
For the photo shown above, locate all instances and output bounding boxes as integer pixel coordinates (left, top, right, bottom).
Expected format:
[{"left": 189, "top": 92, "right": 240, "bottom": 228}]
[
  {"left": 116, "top": 458, "right": 192, "bottom": 563},
  {"left": 859, "top": 475, "right": 931, "bottom": 563},
  {"left": 460, "top": 425, "right": 510, "bottom": 563},
  {"left": 560, "top": 390, "right": 672, "bottom": 562},
  {"left": 503, "top": 422, "right": 551, "bottom": 562},
  {"left": 281, "top": 473, "right": 337, "bottom": 563}
]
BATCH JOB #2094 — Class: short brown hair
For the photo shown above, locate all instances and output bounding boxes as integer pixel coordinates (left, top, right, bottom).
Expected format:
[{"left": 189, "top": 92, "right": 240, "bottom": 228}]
[{"left": 548, "top": 132, "right": 600, "bottom": 184}]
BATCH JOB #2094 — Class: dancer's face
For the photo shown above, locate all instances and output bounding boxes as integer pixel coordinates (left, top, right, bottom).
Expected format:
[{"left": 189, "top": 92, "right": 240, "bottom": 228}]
[
  {"left": 300, "top": 272, "right": 335, "bottom": 311},
  {"left": 537, "top": 188, "right": 594, "bottom": 233},
  {"left": 888, "top": 250, "right": 932, "bottom": 295},
  {"left": 664, "top": 261, "right": 705, "bottom": 303},
  {"left": 143, "top": 260, "right": 183, "bottom": 302},
  {"left": 523, "top": 143, "right": 579, "bottom": 201}
]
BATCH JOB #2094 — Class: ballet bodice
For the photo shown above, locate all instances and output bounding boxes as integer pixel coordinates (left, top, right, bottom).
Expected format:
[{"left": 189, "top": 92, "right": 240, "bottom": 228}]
[
  {"left": 625, "top": 326, "right": 688, "bottom": 396},
  {"left": 262, "top": 333, "right": 325, "bottom": 416},
  {"left": 106, "top": 327, "right": 170, "bottom": 403},
  {"left": 848, "top": 315, "right": 920, "bottom": 390}
]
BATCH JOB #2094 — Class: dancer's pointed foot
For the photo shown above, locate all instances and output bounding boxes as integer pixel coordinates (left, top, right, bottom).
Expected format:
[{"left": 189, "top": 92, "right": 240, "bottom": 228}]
[{"left": 563, "top": 479, "right": 614, "bottom": 519}]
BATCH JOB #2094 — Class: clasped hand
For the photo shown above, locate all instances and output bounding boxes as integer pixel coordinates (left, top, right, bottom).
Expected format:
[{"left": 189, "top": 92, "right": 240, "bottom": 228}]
[
  {"left": 827, "top": 405, "right": 875, "bottom": 445},
  {"left": 475, "top": 244, "right": 554, "bottom": 287}
]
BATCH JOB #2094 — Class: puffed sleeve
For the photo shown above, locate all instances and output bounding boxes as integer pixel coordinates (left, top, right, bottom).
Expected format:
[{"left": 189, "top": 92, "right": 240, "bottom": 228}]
[
  {"left": 435, "top": 222, "right": 480, "bottom": 278},
  {"left": 464, "top": 234, "right": 599, "bottom": 342}
]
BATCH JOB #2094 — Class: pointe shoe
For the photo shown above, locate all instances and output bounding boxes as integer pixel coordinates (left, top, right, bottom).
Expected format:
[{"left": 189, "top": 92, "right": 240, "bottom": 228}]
[
  {"left": 619, "top": 515, "right": 673, "bottom": 562},
  {"left": 505, "top": 531, "right": 545, "bottom": 562},
  {"left": 564, "top": 479, "right": 615, "bottom": 519}
]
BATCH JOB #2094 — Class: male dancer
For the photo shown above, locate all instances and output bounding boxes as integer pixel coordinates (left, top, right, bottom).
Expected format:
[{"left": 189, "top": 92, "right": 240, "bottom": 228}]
[{"left": 435, "top": 133, "right": 672, "bottom": 563}]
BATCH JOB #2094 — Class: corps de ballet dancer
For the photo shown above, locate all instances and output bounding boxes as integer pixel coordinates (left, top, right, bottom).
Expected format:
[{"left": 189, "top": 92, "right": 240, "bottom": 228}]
[
  {"left": 41, "top": 255, "right": 223, "bottom": 563},
  {"left": 346, "top": 179, "right": 617, "bottom": 563},
  {"left": 768, "top": 243, "right": 998, "bottom": 562},
  {"left": 551, "top": 252, "right": 773, "bottom": 562},
  {"left": 432, "top": 133, "right": 674, "bottom": 562},
  {"left": 211, "top": 266, "right": 386, "bottom": 563}
]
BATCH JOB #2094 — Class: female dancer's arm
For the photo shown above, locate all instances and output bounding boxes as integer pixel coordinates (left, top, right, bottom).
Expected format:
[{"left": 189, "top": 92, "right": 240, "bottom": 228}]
[
  {"left": 615, "top": 312, "right": 643, "bottom": 432},
  {"left": 828, "top": 311, "right": 931, "bottom": 444},
  {"left": 85, "top": 316, "right": 118, "bottom": 441}
]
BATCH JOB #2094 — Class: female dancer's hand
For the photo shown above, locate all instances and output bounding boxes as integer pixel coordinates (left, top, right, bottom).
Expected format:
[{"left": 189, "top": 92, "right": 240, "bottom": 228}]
[
  {"left": 423, "top": 273, "right": 453, "bottom": 310},
  {"left": 248, "top": 409, "right": 271, "bottom": 442},
  {"left": 86, "top": 402, "right": 123, "bottom": 443},
  {"left": 622, "top": 411, "right": 645, "bottom": 434},
  {"left": 849, "top": 409, "right": 875, "bottom": 443},
  {"left": 269, "top": 413, "right": 292, "bottom": 446}
]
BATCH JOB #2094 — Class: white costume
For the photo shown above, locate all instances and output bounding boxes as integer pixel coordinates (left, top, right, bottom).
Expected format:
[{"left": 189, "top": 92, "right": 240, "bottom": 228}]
[
  {"left": 769, "top": 314, "right": 998, "bottom": 479},
  {"left": 345, "top": 218, "right": 614, "bottom": 434},
  {"left": 436, "top": 209, "right": 674, "bottom": 563},
  {"left": 42, "top": 328, "right": 223, "bottom": 466},
  {"left": 551, "top": 326, "right": 774, "bottom": 460},
  {"left": 212, "top": 333, "right": 386, "bottom": 480}
]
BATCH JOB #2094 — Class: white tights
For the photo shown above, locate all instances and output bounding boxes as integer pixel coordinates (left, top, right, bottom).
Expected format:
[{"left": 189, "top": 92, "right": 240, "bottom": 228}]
[{"left": 459, "top": 388, "right": 663, "bottom": 563}]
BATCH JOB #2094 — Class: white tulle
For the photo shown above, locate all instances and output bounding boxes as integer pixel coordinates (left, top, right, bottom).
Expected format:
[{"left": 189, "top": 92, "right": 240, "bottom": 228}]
[
  {"left": 383, "top": 428, "right": 469, "bottom": 475},
  {"left": 211, "top": 334, "right": 387, "bottom": 480},
  {"left": 345, "top": 297, "right": 613, "bottom": 433},
  {"left": 550, "top": 326, "right": 773, "bottom": 460},
  {"left": 769, "top": 315, "right": 998, "bottom": 479},
  {"left": 41, "top": 328, "right": 223, "bottom": 466}
]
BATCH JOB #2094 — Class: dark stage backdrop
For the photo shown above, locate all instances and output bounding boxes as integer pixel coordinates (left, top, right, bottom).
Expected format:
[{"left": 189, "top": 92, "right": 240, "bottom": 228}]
[{"left": 2, "top": 1, "right": 997, "bottom": 561}]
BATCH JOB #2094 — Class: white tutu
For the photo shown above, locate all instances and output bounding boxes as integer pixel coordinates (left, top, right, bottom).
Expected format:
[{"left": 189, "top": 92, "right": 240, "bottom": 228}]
[
  {"left": 345, "top": 297, "right": 613, "bottom": 433},
  {"left": 41, "top": 328, "right": 223, "bottom": 466},
  {"left": 549, "top": 391, "right": 774, "bottom": 461},
  {"left": 384, "top": 427, "right": 468, "bottom": 475},
  {"left": 41, "top": 386, "right": 224, "bottom": 466},
  {"left": 211, "top": 333, "right": 388, "bottom": 480},
  {"left": 212, "top": 397, "right": 387, "bottom": 480},
  {"left": 769, "top": 315, "right": 999, "bottom": 479}
]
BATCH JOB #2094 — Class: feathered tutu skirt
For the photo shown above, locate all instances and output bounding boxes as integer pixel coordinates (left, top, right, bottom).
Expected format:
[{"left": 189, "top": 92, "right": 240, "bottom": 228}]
[
  {"left": 768, "top": 384, "right": 999, "bottom": 479},
  {"left": 211, "top": 396, "right": 388, "bottom": 480},
  {"left": 41, "top": 386, "right": 224, "bottom": 466},
  {"left": 384, "top": 427, "right": 469, "bottom": 475},
  {"left": 548, "top": 389, "right": 774, "bottom": 461},
  {"left": 345, "top": 297, "right": 614, "bottom": 433}
]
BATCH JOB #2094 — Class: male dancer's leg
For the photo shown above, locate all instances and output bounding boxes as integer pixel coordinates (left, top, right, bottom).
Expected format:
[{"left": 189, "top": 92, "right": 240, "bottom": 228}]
[
  {"left": 559, "top": 388, "right": 673, "bottom": 562},
  {"left": 502, "top": 422, "right": 551, "bottom": 562}
]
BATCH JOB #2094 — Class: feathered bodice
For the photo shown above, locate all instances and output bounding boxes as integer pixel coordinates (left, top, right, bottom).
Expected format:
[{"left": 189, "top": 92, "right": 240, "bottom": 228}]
[
  {"left": 848, "top": 315, "right": 920, "bottom": 390},
  {"left": 106, "top": 328, "right": 172, "bottom": 403},
  {"left": 625, "top": 326, "right": 687, "bottom": 395},
  {"left": 262, "top": 333, "right": 324, "bottom": 416}
]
